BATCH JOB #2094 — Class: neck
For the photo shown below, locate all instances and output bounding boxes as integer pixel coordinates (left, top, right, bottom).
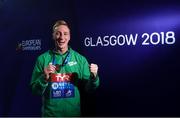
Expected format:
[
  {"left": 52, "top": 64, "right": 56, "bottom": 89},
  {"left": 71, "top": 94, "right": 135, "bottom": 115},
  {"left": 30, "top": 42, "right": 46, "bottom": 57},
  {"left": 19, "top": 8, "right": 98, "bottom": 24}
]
[{"left": 55, "top": 47, "right": 68, "bottom": 54}]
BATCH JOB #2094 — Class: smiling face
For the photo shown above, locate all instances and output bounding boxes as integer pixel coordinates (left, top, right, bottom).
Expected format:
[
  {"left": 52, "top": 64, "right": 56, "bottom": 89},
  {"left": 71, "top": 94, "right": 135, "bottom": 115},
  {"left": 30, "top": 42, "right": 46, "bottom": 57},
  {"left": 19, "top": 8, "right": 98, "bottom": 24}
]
[{"left": 52, "top": 24, "right": 70, "bottom": 54}]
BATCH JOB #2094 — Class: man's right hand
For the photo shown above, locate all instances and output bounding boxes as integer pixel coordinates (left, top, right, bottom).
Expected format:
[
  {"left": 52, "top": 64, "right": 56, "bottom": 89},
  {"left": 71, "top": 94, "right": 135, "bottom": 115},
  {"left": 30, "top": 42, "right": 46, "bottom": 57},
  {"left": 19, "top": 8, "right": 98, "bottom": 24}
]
[{"left": 43, "top": 63, "right": 56, "bottom": 81}]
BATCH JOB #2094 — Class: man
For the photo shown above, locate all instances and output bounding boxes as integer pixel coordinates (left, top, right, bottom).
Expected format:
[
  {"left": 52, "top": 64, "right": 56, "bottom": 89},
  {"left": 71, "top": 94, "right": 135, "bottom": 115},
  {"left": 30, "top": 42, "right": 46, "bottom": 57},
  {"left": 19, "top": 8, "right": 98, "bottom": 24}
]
[{"left": 30, "top": 20, "right": 100, "bottom": 117}]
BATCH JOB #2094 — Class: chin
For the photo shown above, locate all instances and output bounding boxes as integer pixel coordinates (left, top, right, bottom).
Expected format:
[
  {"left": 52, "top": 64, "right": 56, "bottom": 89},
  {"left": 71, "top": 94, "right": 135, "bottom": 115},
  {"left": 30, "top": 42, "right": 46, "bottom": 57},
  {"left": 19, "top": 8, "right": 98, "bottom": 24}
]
[{"left": 59, "top": 45, "right": 67, "bottom": 50}]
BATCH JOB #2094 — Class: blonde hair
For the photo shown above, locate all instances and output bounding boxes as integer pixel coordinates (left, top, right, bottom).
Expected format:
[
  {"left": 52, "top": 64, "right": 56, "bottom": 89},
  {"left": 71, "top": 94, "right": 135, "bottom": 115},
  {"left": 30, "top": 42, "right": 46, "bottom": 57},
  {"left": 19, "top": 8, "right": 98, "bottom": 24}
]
[{"left": 53, "top": 20, "right": 70, "bottom": 31}]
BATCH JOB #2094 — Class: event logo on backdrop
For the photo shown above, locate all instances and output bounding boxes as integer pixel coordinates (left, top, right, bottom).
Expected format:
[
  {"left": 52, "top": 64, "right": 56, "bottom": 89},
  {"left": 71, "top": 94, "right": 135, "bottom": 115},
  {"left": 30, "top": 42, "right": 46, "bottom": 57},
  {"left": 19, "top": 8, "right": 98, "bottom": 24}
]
[
  {"left": 84, "top": 31, "right": 175, "bottom": 47},
  {"left": 16, "top": 39, "right": 42, "bottom": 51}
]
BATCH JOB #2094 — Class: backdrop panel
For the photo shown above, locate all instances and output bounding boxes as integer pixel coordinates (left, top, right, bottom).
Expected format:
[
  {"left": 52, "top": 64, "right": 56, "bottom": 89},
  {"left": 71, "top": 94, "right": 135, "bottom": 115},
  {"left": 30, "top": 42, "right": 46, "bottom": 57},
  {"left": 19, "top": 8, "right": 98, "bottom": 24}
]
[{"left": 75, "top": 0, "right": 180, "bottom": 116}]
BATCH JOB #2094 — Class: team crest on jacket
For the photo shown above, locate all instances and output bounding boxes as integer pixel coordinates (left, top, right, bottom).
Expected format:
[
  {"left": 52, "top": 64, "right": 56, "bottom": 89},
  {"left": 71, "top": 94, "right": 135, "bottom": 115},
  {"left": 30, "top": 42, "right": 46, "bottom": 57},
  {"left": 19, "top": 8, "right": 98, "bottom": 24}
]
[{"left": 50, "top": 73, "right": 75, "bottom": 98}]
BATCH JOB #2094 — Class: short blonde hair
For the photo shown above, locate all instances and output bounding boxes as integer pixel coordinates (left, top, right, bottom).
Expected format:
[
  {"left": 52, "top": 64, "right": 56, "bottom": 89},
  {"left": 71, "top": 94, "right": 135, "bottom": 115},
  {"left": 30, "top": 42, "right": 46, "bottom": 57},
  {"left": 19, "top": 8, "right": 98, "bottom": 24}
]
[{"left": 53, "top": 20, "right": 70, "bottom": 31}]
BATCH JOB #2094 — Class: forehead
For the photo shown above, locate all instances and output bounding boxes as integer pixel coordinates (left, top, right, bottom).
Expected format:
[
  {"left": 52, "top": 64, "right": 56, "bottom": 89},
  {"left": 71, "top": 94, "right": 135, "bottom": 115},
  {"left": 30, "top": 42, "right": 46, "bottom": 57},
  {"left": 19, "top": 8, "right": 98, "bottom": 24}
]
[{"left": 54, "top": 25, "right": 70, "bottom": 32}]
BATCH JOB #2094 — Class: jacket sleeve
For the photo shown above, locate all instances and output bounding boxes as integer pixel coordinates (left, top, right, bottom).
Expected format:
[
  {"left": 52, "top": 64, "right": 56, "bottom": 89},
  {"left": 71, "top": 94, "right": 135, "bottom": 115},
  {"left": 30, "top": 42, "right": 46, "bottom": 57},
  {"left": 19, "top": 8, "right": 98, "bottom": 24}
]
[
  {"left": 30, "top": 56, "right": 48, "bottom": 96},
  {"left": 81, "top": 57, "right": 100, "bottom": 92}
]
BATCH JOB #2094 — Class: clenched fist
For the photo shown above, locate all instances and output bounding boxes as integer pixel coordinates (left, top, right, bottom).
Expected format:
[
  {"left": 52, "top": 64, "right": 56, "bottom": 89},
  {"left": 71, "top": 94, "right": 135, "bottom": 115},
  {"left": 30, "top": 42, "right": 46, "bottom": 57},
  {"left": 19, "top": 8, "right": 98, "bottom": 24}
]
[{"left": 89, "top": 63, "right": 98, "bottom": 79}]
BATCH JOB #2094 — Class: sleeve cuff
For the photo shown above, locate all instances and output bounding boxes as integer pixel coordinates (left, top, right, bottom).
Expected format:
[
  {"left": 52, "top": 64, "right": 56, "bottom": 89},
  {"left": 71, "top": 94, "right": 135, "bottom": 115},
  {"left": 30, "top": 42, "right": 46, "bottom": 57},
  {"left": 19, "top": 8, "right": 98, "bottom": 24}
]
[
  {"left": 91, "top": 75, "right": 99, "bottom": 83},
  {"left": 39, "top": 74, "right": 48, "bottom": 87}
]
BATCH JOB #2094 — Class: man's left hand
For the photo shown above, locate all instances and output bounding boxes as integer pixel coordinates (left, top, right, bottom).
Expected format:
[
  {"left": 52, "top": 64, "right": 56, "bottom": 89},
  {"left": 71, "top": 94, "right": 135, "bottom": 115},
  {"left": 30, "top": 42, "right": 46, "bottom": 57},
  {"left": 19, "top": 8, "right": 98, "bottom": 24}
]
[{"left": 89, "top": 63, "right": 98, "bottom": 78}]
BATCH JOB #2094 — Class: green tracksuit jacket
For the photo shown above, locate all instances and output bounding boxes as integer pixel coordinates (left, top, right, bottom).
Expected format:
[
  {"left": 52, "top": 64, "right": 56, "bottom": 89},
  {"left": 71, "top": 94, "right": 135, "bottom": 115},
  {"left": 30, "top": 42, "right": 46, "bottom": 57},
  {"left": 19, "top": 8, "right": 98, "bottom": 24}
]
[{"left": 30, "top": 47, "right": 100, "bottom": 117}]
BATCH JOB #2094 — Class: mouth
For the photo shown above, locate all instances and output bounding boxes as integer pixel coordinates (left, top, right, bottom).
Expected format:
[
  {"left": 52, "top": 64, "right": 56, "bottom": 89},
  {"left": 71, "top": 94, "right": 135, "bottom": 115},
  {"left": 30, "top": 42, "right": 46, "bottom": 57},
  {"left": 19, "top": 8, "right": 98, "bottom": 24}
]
[
  {"left": 57, "top": 40, "right": 65, "bottom": 45},
  {"left": 56, "top": 40, "right": 66, "bottom": 48}
]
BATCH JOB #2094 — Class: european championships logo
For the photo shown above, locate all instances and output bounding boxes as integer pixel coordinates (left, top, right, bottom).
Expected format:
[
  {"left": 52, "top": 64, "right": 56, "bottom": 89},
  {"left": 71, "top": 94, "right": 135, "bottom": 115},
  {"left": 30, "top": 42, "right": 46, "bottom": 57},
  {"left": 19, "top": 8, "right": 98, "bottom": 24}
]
[{"left": 16, "top": 39, "right": 41, "bottom": 51}]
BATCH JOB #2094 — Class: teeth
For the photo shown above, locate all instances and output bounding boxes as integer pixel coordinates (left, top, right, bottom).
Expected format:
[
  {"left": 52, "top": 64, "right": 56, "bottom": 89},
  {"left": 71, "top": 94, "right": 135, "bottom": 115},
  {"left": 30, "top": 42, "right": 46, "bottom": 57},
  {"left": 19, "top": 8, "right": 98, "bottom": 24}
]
[{"left": 58, "top": 41, "right": 64, "bottom": 43}]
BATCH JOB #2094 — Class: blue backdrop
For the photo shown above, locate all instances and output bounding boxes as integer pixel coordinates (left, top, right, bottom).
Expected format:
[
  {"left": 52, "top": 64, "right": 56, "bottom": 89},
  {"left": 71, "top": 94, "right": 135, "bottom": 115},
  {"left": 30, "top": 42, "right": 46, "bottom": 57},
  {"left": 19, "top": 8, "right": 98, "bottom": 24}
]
[{"left": 0, "top": 0, "right": 180, "bottom": 117}]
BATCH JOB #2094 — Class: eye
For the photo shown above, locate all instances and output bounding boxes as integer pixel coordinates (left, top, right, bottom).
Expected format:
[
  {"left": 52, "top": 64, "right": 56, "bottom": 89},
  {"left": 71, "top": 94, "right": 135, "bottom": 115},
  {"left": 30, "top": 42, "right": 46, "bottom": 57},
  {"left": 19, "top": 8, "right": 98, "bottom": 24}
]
[
  {"left": 64, "top": 32, "right": 69, "bottom": 35},
  {"left": 55, "top": 32, "right": 59, "bottom": 35}
]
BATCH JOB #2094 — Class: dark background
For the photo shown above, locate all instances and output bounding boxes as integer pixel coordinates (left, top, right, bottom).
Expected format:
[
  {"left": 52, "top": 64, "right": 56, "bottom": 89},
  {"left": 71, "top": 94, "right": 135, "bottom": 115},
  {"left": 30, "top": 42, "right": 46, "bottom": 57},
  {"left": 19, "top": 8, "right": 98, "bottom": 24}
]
[{"left": 0, "top": 0, "right": 180, "bottom": 117}]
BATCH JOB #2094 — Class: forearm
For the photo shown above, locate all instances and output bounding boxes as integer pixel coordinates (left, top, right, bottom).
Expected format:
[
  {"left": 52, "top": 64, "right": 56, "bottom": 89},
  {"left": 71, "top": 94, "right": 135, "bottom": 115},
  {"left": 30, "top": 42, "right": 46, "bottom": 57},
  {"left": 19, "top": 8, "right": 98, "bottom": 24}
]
[
  {"left": 85, "top": 75, "right": 100, "bottom": 92},
  {"left": 30, "top": 74, "right": 48, "bottom": 96}
]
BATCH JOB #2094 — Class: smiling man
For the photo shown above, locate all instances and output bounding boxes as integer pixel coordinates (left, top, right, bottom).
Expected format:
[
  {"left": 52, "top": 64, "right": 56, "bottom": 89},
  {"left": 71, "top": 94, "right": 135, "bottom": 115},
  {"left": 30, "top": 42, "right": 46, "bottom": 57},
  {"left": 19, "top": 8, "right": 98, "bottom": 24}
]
[{"left": 30, "top": 20, "right": 100, "bottom": 117}]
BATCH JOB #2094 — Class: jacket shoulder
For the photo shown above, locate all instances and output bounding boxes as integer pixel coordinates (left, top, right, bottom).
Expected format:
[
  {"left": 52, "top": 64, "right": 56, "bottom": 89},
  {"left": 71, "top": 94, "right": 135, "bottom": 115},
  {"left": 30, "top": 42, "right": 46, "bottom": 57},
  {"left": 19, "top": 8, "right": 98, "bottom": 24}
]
[{"left": 70, "top": 49, "right": 88, "bottom": 62}]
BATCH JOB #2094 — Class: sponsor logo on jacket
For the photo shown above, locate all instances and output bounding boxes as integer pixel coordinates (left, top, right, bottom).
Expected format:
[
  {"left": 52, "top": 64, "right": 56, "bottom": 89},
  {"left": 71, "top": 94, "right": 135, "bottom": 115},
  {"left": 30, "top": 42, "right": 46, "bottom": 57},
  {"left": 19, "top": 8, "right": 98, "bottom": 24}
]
[
  {"left": 50, "top": 73, "right": 75, "bottom": 98},
  {"left": 68, "top": 61, "right": 77, "bottom": 66}
]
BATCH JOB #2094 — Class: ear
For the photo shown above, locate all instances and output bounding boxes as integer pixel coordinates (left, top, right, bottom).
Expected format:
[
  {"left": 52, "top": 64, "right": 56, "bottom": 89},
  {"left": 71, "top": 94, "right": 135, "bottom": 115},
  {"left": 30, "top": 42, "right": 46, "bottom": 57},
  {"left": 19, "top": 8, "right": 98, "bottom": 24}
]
[
  {"left": 52, "top": 32, "right": 56, "bottom": 40},
  {"left": 68, "top": 33, "right": 71, "bottom": 41}
]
